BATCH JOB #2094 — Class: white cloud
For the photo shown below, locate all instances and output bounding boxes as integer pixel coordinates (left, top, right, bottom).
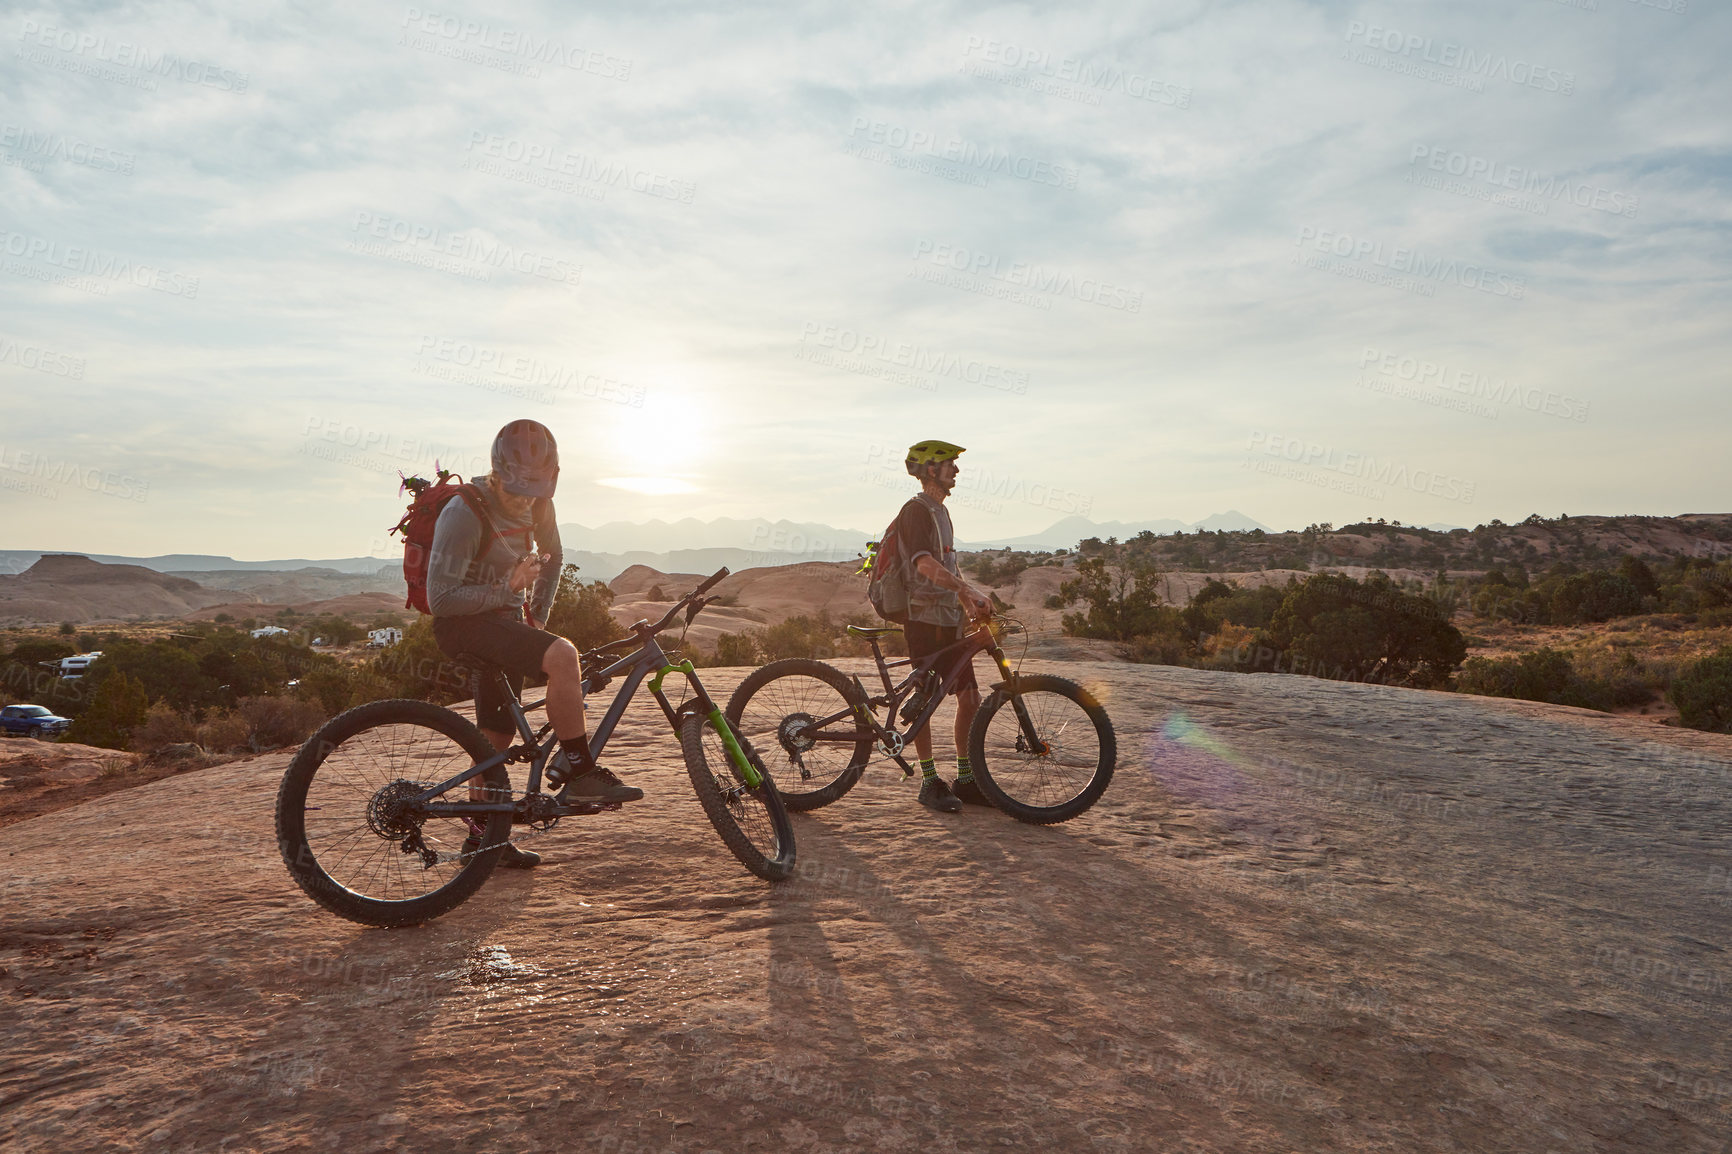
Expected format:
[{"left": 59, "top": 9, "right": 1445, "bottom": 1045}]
[{"left": 0, "top": 0, "right": 1727, "bottom": 557}]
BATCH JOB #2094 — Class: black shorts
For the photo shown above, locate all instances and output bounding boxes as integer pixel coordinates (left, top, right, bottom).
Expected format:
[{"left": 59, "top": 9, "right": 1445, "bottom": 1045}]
[
  {"left": 902, "top": 620, "right": 979, "bottom": 697},
  {"left": 433, "top": 610, "right": 560, "bottom": 732}
]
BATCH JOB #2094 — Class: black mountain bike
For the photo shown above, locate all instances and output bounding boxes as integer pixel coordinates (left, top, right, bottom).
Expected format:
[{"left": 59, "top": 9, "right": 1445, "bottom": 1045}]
[
  {"left": 276, "top": 568, "right": 794, "bottom": 928},
  {"left": 726, "top": 616, "right": 1115, "bottom": 824}
]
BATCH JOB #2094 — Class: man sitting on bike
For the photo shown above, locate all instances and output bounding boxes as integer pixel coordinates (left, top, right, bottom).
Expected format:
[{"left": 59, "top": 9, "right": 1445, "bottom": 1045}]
[
  {"left": 898, "top": 439, "right": 995, "bottom": 813},
  {"left": 427, "top": 418, "right": 642, "bottom": 869}
]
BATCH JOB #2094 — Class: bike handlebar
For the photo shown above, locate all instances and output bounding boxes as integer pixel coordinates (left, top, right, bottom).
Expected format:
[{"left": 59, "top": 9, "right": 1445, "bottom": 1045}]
[{"left": 640, "top": 567, "right": 730, "bottom": 636}]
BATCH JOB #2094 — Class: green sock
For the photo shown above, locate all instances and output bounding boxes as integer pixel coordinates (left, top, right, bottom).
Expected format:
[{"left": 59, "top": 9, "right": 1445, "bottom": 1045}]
[
  {"left": 919, "top": 758, "right": 937, "bottom": 781},
  {"left": 955, "top": 756, "right": 973, "bottom": 784}
]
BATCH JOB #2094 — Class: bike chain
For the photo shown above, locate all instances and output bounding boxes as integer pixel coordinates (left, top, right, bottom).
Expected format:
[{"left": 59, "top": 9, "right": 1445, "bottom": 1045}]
[{"left": 392, "top": 781, "right": 562, "bottom": 865}]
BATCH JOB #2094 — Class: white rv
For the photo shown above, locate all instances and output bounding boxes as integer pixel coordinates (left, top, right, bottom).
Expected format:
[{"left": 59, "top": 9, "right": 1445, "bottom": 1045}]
[
  {"left": 55, "top": 651, "right": 102, "bottom": 680},
  {"left": 367, "top": 627, "right": 403, "bottom": 647},
  {"left": 251, "top": 626, "right": 291, "bottom": 639}
]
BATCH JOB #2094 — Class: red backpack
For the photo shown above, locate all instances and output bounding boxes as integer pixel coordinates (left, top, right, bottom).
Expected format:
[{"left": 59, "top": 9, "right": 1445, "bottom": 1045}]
[{"left": 390, "top": 469, "right": 531, "bottom": 614}]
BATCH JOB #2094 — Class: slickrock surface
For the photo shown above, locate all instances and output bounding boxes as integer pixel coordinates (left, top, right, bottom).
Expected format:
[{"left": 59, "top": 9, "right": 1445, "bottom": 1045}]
[{"left": 3, "top": 662, "right": 1730, "bottom": 1152}]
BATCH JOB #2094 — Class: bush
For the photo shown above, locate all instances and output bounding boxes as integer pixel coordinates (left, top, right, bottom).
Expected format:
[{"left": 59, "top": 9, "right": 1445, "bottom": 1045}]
[
  {"left": 1671, "top": 649, "right": 1732, "bottom": 733},
  {"left": 1455, "top": 647, "right": 1659, "bottom": 712},
  {"left": 1267, "top": 572, "right": 1465, "bottom": 688},
  {"left": 66, "top": 671, "right": 149, "bottom": 749},
  {"left": 1057, "top": 558, "right": 1169, "bottom": 641},
  {"left": 301, "top": 662, "right": 393, "bottom": 716},
  {"left": 756, "top": 614, "right": 841, "bottom": 661},
  {"left": 713, "top": 633, "right": 759, "bottom": 666},
  {"left": 545, "top": 565, "right": 629, "bottom": 652},
  {"left": 132, "top": 702, "right": 199, "bottom": 753},
  {"left": 197, "top": 710, "right": 252, "bottom": 752},
  {"left": 237, "top": 695, "right": 326, "bottom": 751},
  {"left": 367, "top": 617, "right": 468, "bottom": 703},
  {"left": 1547, "top": 570, "right": 1644, "bottom": 625}
]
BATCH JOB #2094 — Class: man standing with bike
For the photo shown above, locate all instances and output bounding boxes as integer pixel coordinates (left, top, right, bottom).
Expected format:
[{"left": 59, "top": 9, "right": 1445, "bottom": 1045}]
[
  {"left": 897, "top": 439, "right": 996, "bottom": 813},
  {"left": 427, "top": 418, "right": 642, "bottom": 868}
]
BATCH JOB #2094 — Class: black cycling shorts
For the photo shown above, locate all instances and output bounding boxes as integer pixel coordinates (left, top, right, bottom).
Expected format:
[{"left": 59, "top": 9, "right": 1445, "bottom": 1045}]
[
  {"left": 432, "top": 610, "right": 560, "bottom": 733},
  {"left": 902, "top": 621, "right": 979, "bottom": 697}
]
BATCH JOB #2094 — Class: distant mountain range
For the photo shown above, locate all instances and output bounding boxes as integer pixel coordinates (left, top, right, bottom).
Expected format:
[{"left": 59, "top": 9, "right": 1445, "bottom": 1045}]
[{"left": 0, "top": 511, "right": 1276, "bottom": 585}]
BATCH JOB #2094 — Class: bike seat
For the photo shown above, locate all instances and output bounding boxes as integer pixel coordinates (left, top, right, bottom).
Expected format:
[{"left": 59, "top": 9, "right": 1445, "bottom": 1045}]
[{"left": 845, "top": 625, "right": 903, "bottom": 638}]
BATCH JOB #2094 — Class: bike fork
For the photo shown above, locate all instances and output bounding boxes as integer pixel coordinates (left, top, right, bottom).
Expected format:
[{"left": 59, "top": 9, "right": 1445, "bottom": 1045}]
[{"left": 994, "top": 655, "right": 1050, "bottom": 756}]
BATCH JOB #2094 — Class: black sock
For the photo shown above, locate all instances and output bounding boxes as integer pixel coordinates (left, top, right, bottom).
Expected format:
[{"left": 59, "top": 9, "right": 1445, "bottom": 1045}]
[{"left": 559, "top": 733, "right": 597, "bottom": 776}]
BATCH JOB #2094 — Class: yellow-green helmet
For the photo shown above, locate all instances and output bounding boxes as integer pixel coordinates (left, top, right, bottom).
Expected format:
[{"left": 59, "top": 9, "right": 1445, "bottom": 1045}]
[{"left": 905, "top": 439, "right": 965, "bottom": 476}]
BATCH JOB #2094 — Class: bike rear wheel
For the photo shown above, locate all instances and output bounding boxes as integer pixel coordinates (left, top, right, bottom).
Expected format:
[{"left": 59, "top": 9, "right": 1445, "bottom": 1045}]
[
  {"left": 968, "top": 675, "right": 1115, "bottom": 824},
  {"left": 276, "top": 698, "right": 513, "bottom": 927},
  {"left": 725, "top": 658, "right": 872, "bottom": 811},
  {"left": 681, "top": 711, "right": 796, "bottom": 881}
]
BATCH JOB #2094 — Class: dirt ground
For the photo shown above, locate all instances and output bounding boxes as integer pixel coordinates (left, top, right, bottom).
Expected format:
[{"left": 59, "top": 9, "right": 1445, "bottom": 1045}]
[{"left": 3, "top": 660, "right": 1730, "bottom": 1153}]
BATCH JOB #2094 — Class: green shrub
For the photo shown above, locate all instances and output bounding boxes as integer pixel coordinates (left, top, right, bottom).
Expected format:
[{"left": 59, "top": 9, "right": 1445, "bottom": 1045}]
[
  {"left": 756, "top": 614, "right": 840, "bottom": 661},
  {"left": 237, "top": 695, "right": 326, "bottom": 751},
  {"left": 714, "top": 633, "right": 759, "bottom": 666},
  {"left": 1670, "top": 649, "right": 1732, "bottom": 733},
  {"left": 67, "top": 671, "right": 149, "bottom": 749},
  {"left": 1455, "top": 647, "right": 1659, "bottom": 712},
  {"left": 1267, "top": 572, "right": 1464, "bottom": 688},
  {"left": 545, "top": 565, "right": 628, "bottom": 652},
  {"left": 1057, "top": 558, "right": 1169, "bottom": 641}
]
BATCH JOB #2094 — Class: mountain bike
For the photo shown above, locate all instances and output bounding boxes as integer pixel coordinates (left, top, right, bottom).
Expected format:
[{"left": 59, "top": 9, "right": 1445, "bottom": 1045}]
[
  {"left": 275, "top": 568, "right": 794, "bottom": 928},
  {"left": 726, "top": 615, "right": 1115, "bottom": 824}
]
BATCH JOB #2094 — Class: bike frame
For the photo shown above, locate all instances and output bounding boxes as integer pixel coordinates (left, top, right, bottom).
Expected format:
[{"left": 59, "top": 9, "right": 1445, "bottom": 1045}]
[
  {"left": 411, "top": 619, "right": 764, "bottom": 819},
  {"left": 802, "top": 619, "right": 1047, "bottom": 774}
]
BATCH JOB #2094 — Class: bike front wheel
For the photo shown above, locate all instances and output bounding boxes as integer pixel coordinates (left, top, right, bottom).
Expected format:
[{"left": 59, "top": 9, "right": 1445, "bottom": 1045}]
[
  {"left": 968, "top": 675, "right": 1116, "bottom": 824},
  {"left": 725, "top": 658, "right": 873, "bottom": 811},
  {"left": 681, "top": 711, "right": 796, "bottom": 881},
  {"left": 275, "top": 698, "right": 513, "bottom": 928}
]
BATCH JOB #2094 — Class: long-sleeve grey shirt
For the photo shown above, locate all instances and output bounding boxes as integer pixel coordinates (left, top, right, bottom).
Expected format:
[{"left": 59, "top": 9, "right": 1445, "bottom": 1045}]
[{"left": 426, "top": 483, "right": 562, "bottom": 621}]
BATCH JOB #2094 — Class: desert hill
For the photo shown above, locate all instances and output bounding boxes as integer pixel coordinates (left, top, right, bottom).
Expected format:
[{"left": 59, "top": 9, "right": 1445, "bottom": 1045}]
[
  {"left": 0, "top": 554, "right": 242, "bottom": 625},
  {"left": 3, "top": 663, "right": 1729, "bottom": 1151}
]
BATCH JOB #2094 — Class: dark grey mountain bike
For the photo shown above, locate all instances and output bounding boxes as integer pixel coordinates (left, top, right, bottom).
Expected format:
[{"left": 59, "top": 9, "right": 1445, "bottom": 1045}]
[
  {"left": 726, "top": 615, "right": 1115, "bottom": 825},
  {"left": 276, "top": 568, "right": 794, "bottom": 928}
]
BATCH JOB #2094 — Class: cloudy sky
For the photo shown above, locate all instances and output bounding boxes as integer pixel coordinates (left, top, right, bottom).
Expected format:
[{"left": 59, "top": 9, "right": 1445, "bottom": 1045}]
[{"left": 1, "top": 0, "right": 1726, "bottom": 560}]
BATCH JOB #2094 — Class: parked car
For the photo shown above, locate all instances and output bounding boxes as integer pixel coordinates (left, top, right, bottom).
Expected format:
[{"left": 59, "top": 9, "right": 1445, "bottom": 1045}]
[{"left": 0, "top": 704, "right": 73, "bottom": 739}]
